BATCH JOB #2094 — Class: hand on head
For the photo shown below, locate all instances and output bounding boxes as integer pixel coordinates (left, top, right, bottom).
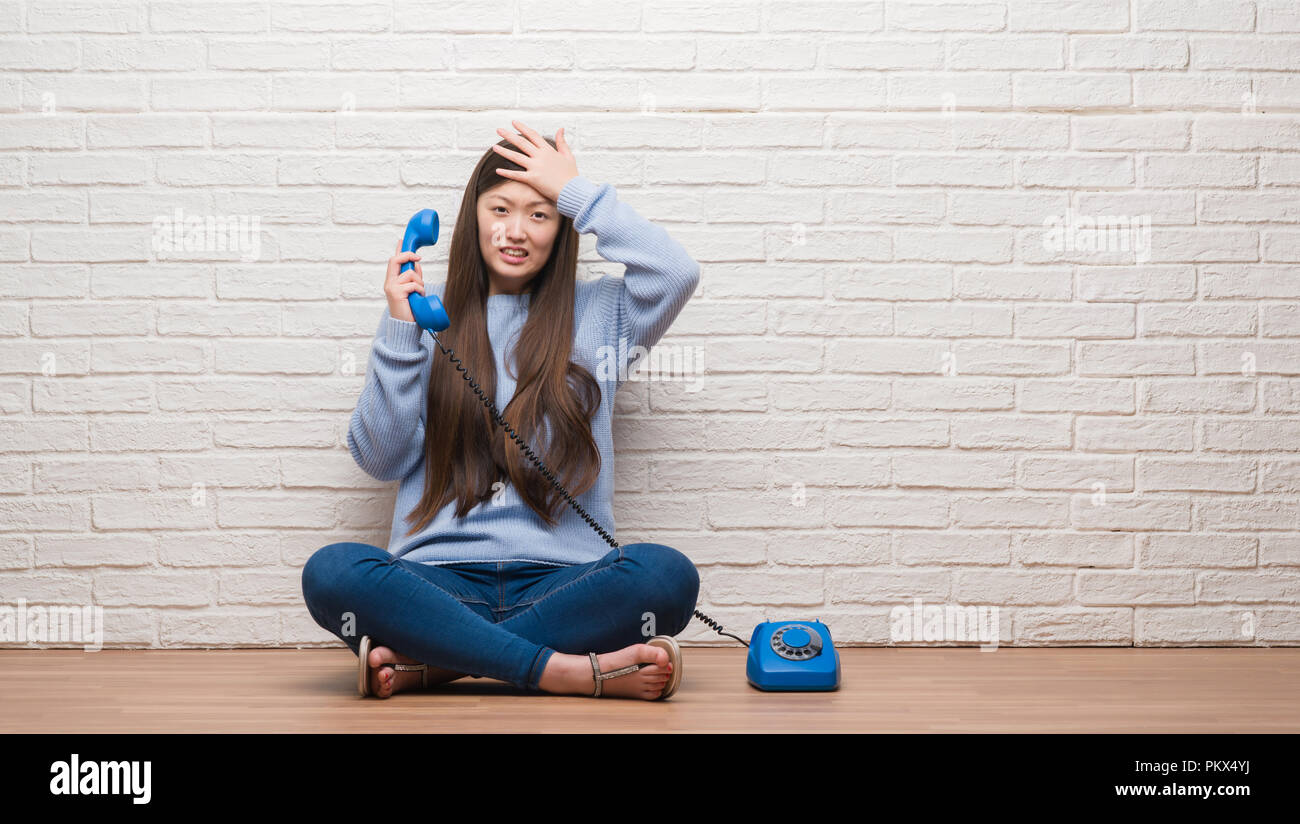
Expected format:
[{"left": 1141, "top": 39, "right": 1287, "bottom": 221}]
[{"left": 490, "top": 119, "right": 579, "bottom": 203}]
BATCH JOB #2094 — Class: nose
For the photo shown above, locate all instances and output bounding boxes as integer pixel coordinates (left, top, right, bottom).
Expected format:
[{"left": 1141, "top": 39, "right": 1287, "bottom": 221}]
[{"left": 505, "top": 217, "right": 527, "bottom": 242}]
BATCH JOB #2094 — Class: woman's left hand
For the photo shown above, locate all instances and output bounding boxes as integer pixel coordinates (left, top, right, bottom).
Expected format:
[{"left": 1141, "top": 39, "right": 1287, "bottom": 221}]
[{"left": 491, "top": 120, "right": 579, "bottom": 203}]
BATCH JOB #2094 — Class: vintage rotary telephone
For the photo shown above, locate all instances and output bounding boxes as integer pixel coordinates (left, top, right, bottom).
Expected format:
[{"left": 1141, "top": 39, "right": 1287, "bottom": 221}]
[{"left": 396, "top": 209, "right": 840, "bottom": 691}]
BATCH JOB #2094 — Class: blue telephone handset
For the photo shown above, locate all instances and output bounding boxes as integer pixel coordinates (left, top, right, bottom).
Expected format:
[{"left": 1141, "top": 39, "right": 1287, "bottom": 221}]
[
  {"left": 394, "top": 209, "right": 840, "bottom": 692},
  {"left": 400, "top": 209, "right": 450, "bottom": 333}
]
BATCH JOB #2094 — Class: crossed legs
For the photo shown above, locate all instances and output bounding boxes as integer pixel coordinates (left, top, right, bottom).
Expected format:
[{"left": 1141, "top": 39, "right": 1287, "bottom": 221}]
[{"left": 301, "top": 541, "right": 700, "bottom": 698}]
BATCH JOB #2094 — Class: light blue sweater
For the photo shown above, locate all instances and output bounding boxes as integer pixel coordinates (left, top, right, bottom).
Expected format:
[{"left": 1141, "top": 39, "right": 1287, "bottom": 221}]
[{"left": 347, "top": 175, "right": 701, "bottom": 567}]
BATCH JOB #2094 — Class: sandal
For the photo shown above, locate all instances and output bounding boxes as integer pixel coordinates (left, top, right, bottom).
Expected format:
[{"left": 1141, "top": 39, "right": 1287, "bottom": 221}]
[
  {"left": 357, "top": 634, "right": 428, "bottom": 697},
  {"left": 588, "top": 635, "right": 683, "bottom": 700}
]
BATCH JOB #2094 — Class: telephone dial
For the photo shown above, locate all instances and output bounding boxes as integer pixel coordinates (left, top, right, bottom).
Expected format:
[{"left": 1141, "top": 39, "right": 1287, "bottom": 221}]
[{"left": 397, "top": 209, "right": 840, "bottom": 692}]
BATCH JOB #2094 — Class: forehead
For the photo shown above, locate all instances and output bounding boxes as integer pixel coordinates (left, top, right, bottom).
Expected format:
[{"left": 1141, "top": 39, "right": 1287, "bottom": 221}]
[{"left": 481, "top": 181, "right": 552, "bottom": 209}]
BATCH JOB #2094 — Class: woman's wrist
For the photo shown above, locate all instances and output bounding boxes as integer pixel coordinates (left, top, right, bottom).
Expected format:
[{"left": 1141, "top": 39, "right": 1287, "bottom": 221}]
[
  {"left": 556, "top": 174, "right": 600, "bottom": 221},
  {"left": 383, "top": 312, "right": 423, "bottom": 351}
]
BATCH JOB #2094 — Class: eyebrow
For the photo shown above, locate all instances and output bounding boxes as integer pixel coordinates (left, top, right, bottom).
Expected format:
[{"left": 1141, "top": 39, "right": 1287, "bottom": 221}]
[{"left": 487, "top": 193, "right": 552, "bottom": 208}]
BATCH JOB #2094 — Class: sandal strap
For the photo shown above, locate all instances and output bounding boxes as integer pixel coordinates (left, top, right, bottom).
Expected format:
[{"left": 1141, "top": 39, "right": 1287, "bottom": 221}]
[
  {"left": 386, "top": 662, "right": 428, "bottom": 689},
  {"left": 588, "top": 652, "right": 642, "bottom": 697}
]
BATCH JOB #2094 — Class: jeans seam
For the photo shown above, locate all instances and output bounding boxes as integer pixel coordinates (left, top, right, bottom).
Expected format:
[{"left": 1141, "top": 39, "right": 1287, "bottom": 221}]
[
  {"left": 500, "top": 549, "right": 625, "bottom": 617},
  {"left": 525, "top": 645, "right": 551, "bottom": 690},
  {"left": 379, "top": 558, "right": 498, "bottom": 621}
]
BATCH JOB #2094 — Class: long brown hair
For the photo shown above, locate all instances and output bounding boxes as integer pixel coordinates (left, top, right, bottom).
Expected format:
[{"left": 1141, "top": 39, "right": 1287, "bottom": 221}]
[{"left": 404, "top": 136, "right": 603, "bottom": 534}]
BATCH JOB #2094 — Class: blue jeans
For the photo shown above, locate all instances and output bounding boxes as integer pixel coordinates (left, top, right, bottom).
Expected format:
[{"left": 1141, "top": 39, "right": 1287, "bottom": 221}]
[{"left": 300, "top": 541, "right": 700, "bottom": 692}]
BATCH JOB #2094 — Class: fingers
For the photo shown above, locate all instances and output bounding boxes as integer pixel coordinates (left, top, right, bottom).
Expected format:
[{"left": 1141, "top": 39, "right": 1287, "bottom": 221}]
[
  {"left": 385, "top": 251, "right": 423, "bottom": 306},
  {"left": 389, "top": 269, "right": 425, "bottom": 297},
  {"left": 511, "top": 119, "right": 546, "bottom": 148},
  {"left": 394, "top": 266, "right": 424, "bottom": 288},
  {"left": 495, "top": 127, "right": 533, "bottom": 156},
  {"left": 397, "top": 278, "right": 425, "bottom": 297},
  {"left": 384, "top": 247, "right": 425, "bottom": 320},
  {"left": 387, "top": 250, "right": 421, "bottom": 275},
  {"left": 491, "top": 139, "right": 530, "bottom": 166}
]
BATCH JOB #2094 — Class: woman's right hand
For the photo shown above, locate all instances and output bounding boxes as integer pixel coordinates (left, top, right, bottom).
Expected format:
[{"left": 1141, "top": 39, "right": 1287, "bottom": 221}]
[{"left": 385, "top": 240, "right": 425, "bottom": 323}]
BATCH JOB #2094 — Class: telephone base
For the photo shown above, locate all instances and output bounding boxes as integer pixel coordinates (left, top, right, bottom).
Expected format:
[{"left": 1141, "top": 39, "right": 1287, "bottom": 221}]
[{"left": 745, "top": 619, "right": 841, "bottom": 692}]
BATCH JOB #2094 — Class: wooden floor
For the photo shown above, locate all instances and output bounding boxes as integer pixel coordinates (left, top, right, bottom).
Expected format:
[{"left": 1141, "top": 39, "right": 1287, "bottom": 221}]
[{"left": 2, "top": 646, "right": 1296, "bottom": 733}]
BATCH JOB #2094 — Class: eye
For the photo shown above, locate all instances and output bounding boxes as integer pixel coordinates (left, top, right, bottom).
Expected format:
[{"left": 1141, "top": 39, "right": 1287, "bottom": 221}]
[{"left": 533, "top": 211, "right": 549, "bottom": 219}]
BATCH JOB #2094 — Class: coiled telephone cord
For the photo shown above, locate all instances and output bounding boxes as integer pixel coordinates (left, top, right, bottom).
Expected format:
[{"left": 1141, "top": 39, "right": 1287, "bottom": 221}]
[{"left": 430, "top": 331, "right": 749, "bottom": 648}]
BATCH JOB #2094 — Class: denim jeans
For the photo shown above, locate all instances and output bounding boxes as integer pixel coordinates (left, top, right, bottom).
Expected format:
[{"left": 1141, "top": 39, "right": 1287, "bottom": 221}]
[{"left": 300, "top": 541, "right": 701, "bottom": 692}]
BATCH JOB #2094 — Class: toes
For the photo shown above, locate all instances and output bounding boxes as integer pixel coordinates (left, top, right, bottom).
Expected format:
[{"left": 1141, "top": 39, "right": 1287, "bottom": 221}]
[
  {"left": 367, "top": 645, "right": 404, "bottom": 697},
  {"left": 639, "top": 643, "right": 669, "bottom": 667}
]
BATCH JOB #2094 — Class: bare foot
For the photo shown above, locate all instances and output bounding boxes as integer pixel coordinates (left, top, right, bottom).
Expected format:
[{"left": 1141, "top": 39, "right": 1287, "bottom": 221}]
[
  {"left": 537, "top": 643, "right": 672, "bottom": 699},
  {"left": 367, "top": 644, "right": 468, "bottom": 698}
]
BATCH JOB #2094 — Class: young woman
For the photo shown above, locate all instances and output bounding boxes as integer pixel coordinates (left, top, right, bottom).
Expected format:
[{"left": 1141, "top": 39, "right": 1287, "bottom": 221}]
[{"left": 301, "top": 121, "right": 702, "bottom": 700}]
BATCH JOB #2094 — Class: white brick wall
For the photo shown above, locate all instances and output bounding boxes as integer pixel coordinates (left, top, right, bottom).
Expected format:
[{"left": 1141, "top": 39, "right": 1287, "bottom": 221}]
[{"left": 1, "top": 0, "right": 1298, "bottom": 650}]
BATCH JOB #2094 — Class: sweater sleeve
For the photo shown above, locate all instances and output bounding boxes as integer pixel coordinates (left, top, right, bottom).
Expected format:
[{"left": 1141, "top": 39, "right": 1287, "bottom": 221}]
[
  {"left": 555, "top": 175, "right": 701, "bottom": 364},
  {"left": 346, "top": 302, "right": 433, "bottom": 482}
]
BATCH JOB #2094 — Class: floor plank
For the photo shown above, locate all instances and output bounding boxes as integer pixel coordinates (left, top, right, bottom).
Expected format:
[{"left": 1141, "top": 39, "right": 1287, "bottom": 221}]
[{"left": 1, "top": 647, "right": 1295, "bottom": 733}]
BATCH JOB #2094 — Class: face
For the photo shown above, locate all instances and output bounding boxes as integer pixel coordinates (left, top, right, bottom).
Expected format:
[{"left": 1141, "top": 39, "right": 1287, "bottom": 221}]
[{"left": 476, "top": 179, "right": 560, "bottom": 296}]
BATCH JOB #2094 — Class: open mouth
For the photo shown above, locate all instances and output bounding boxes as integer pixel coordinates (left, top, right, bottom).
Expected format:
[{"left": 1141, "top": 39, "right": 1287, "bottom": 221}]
[{"left": 499, "top": 247, "right": 529, "bottom": 265}]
